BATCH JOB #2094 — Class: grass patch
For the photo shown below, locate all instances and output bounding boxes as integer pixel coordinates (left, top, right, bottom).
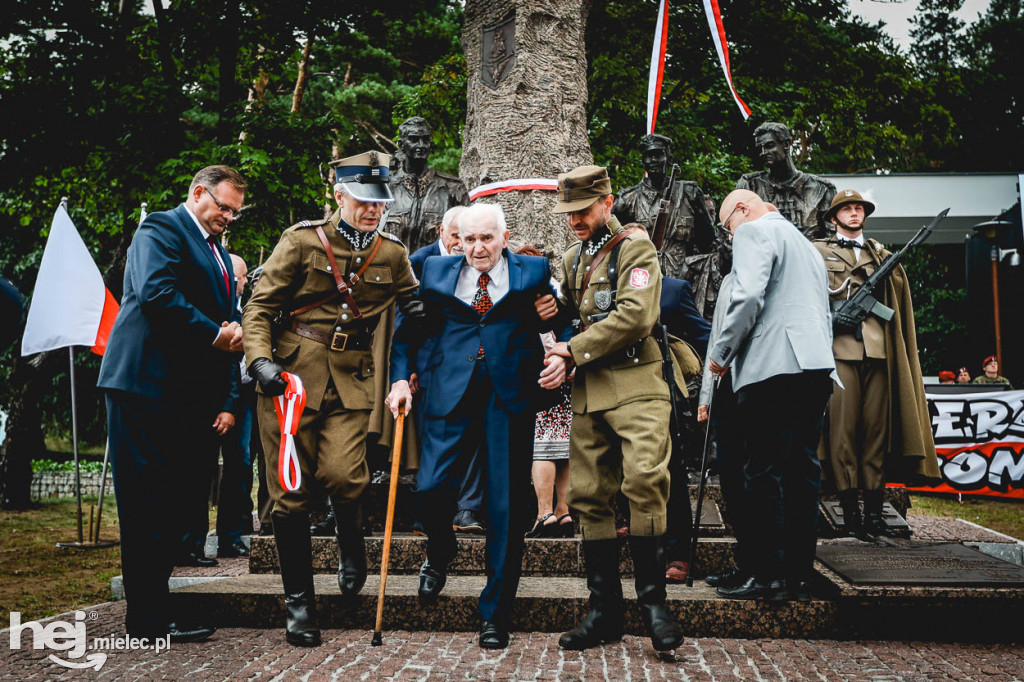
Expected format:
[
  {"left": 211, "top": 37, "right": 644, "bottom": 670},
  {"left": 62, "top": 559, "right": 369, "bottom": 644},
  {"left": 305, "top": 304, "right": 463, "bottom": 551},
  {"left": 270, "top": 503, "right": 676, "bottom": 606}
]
[{"left": 909, "top": 493, "right": 1024, "bottom": 541}]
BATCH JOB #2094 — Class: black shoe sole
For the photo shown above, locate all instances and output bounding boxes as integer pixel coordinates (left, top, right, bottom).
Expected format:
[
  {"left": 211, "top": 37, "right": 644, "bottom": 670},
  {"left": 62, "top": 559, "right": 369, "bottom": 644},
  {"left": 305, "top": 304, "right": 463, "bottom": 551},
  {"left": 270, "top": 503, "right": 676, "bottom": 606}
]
[
  {"left": 558, "top": 635, "right": 622, "bottom": 650},
  {"left": 652, "top": 634, "right": 684, "bottom": 652},
  {"left": 285, "top": 632, "right": 322, "bottom": 647}
]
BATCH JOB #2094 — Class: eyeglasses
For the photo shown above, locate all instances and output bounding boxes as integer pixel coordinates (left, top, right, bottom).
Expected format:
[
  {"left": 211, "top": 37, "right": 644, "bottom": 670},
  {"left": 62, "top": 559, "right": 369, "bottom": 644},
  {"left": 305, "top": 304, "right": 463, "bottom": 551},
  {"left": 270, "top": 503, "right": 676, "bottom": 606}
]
[
  {"left": 718, "top": 204, "right": 741, "bottom": 234},
  {"left": 203, "top": 186, "right": 244, "bottom": 219}
]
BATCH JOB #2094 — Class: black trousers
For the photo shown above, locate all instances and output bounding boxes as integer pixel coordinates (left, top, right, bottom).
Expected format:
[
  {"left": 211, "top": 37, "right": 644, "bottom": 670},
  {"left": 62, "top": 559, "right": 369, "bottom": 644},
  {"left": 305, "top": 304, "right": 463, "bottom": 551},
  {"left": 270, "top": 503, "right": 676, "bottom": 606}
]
[
  {"left": 106, "top": 392, "right": 220, "bottom": 637},
  {"left": 736, "top": 370, "right": 831, "bottom": 583},
  {"left": 708, "top": 373, "right": 755, "bottom": 573}
]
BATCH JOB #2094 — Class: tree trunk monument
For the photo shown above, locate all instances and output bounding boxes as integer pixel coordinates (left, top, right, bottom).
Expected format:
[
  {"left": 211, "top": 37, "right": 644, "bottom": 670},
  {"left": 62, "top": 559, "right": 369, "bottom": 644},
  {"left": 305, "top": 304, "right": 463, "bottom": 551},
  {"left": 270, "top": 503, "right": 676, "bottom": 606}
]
[{"left": 461, "top": 0, "right": 593, "bottom": 256}]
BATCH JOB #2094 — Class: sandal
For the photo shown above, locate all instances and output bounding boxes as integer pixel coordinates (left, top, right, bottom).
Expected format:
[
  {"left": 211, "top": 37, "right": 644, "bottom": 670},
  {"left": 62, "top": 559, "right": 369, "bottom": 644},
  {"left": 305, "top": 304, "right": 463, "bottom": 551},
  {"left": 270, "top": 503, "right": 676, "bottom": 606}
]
[
  {"left": 525, "top": 513, "right": 557, "bottom": 538},
  {"left": 556, "top": 513, "right": 575, "bottom": 538}
]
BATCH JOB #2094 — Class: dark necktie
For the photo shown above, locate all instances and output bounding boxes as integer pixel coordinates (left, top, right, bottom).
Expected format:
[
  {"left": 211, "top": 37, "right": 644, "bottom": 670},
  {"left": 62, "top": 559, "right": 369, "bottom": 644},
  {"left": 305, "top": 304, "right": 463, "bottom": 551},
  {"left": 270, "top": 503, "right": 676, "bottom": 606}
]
[
  {"left": 472, "top": 272, "right": 492, "bottom": 358},
  {"left": 208, "top": 236, "right": 230, "bottom": 298},
  {"left": 835, "top": 237, "right": 860, "bottom": 250}
]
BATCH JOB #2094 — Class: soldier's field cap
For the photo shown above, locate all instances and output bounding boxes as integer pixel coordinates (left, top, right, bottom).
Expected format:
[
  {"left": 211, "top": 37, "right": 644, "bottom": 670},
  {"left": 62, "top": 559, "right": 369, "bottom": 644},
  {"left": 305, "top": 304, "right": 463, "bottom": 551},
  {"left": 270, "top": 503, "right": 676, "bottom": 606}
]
[
  {"left": 826, "top": 189, "right": 875, "bottom": 222},
  {"left": 330, "top": 151, "right": 393, "bottom": 203},
  {"left": 553, "top": 165, "right": 612, "bottom": 214}
]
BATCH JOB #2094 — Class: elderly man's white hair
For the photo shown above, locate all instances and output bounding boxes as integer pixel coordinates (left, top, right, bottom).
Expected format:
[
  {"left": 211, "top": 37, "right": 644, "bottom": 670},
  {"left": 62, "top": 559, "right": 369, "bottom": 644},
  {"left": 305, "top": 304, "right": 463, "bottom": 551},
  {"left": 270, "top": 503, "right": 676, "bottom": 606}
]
[
  {"left": 442, "top": 205, "right": 467, "bottom": 230},
  {"left": 459, "top": 202, "right": 507, "bottom": 233}
]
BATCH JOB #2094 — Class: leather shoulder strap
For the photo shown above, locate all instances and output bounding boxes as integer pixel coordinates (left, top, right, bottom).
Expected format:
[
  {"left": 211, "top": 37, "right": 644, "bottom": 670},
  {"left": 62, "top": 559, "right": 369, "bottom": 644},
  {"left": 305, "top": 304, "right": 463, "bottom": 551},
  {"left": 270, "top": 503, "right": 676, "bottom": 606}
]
[{"left": 314, "top": 225, "right": 362, "bottom": 319}]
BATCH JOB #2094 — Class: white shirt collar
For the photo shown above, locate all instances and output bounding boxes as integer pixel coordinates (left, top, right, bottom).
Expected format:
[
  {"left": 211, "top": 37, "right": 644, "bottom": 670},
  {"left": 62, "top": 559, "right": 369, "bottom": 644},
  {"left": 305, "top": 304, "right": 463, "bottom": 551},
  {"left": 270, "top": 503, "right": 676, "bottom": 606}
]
[
  {"left": 437, "top": 237, "right": 449, "bottom": 257},
  {"left": 465, "top": 252, "right": 507, "bottom": 283},
  {"left": 184, "top": 204, "right": 213, "bottom": 242}
]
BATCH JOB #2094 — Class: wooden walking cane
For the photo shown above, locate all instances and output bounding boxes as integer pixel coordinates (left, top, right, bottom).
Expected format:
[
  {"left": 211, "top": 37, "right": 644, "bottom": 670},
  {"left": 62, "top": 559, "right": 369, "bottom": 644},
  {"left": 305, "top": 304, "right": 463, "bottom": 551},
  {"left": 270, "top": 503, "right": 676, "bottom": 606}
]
[
  {"left": 371, "top": 406, "right": 405, "bottom": 646},
  {"left": 686, "top": 376, "right": 718, "bottom": 587}
]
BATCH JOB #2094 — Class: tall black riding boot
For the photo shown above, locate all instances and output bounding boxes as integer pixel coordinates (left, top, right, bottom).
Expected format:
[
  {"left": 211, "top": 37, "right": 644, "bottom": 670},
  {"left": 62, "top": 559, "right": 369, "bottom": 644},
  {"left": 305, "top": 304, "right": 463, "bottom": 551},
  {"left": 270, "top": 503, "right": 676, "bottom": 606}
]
[
  {"left": 558, "top": 539, "right": 624, "bottom": 650},
  {"left": 837, "top": 489, "right": 863, "bottom": 538},
  {"left": 332, "top": 498, "right": 367, "bottom": 597},
  {"left": 862, "top": 489, "right": 891, "bottom": 538},
  {"left": 629, "top": 535, "right": 684, "bottom": 652},
  {"left": 309, "top": 499, "right": 336, "bottom": 536},
  {"left": 273, "top": 512, "right": 322, "bottom": 647}
]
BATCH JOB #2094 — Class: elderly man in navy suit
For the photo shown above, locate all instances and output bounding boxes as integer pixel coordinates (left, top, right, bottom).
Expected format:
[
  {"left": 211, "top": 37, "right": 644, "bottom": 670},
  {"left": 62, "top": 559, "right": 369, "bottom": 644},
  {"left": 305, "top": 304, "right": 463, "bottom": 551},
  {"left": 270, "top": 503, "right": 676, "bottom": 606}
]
[
  {"left": 388, "top": 203, "right": 567, "bottom": 649},
  {"left": 98, "top": 165, "right": 246, "bottom": 643}
]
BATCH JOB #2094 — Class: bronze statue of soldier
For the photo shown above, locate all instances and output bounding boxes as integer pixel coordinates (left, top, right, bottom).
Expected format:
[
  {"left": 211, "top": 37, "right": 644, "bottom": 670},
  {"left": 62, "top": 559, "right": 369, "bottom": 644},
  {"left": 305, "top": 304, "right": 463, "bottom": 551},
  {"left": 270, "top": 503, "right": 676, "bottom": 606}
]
[
  {"left": 613, "top": 134, "right": 715, "bottom": 279},
  {"left": 736, "top": 122, "right": 836, "bottom": 240},
  {"left": 386, "top": 116, "right": 469, "bottom": 254}
]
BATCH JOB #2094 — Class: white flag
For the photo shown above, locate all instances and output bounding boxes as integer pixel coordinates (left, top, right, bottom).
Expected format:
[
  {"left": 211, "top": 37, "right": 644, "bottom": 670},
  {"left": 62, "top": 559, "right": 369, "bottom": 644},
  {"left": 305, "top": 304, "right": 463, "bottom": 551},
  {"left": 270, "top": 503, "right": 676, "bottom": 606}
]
[{"left": 21, "top": 205, "right": 117, "bottom": 356}]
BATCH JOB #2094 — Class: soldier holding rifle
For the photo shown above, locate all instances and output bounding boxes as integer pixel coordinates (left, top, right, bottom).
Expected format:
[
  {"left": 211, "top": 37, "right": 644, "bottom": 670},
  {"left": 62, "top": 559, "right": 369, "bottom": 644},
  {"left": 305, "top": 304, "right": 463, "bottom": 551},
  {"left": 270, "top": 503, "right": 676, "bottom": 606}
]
[{"left": 813, "top": 190, "right": 940, "bottom": 539}]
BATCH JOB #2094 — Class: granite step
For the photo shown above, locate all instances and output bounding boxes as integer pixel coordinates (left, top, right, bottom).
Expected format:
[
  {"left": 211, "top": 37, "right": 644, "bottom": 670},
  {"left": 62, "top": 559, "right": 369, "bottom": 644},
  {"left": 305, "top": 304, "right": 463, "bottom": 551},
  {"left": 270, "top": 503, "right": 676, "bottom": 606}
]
[{"left": 249, "top": 534, "right": 739, "bottom": 578}]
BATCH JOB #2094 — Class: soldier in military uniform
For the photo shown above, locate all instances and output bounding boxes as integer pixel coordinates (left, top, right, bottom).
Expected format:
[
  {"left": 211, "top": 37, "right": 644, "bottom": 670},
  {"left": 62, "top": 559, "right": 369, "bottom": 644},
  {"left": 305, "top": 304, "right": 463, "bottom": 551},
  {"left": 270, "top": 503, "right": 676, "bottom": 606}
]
[
  {"left": 813, "top": 190, "right": 938, "bottom": 539},
  {"left": 386, "top": 116, "right": 469, "bottom": 254},
  {"left": 544, "top": 165, "right": 684, "bottom": 654},
  {"left": 737, "top": 122, "right": 836, "bottom": 240},
  {"left": 243, "top": 152, "right": 420, "bottom": 647},
  {"left": 613, "top": 133, "right": 715, "bottom": 279}
]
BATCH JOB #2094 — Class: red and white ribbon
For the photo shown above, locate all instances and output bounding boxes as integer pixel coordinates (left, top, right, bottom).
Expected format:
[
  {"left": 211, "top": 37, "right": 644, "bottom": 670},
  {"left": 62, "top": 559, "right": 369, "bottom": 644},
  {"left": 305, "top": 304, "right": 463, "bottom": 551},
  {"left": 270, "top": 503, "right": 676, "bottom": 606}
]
[
  {"left": 468, "top": 178, "right": 558, "bottom": 202},
  {"left": 273, "top": 372, "right": 306, "bottom": 492},
  {"left": 647, "top": 0, "right": 670, "bottom": 134},
  {"left": 703, "top": 0, "right": 751, "bottom": 120}
]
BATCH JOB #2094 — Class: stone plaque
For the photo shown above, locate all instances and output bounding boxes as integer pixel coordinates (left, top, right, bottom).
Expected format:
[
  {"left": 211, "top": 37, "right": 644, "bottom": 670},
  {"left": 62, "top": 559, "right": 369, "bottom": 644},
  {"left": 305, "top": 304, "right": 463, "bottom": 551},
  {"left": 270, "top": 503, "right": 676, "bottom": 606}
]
[
  {"left": 481, "top": 12, "right": 516, "bottom": 89},
  {"left": 820, "top": 499, "right": 911, "bottom": 537},
  {"left": 816, "top": 542, "right": 1024, "bottom": 586}
]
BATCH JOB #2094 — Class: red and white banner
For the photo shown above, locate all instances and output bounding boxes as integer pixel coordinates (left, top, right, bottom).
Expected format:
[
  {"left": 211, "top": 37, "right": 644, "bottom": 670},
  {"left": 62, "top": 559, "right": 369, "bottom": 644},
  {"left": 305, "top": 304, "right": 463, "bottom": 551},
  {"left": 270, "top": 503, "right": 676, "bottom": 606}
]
[
  {"left": 468, "top": 178, "right": 558, "bottom": 202},
  {"left": 702, "top": 0, "right": 751, "bottom": 120},
  {"left": 274, "top": 372, "right": 307, "bottom": 492},
  {"left": 897, "top": 389, "right": 1024, "bottom": 499},
  {"left": 21, "top": 204, "right": 119, "bottom": 357},
  {"left": 647, "top": 0, "right": 670, "bottom": 134}
]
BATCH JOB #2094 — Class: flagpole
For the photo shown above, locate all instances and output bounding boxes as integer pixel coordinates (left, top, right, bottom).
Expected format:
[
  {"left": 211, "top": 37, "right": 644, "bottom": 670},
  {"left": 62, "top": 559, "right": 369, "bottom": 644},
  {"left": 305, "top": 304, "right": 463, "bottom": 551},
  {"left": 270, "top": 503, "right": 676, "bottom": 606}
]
[{"left": 68, "top": 346, "right": 84, "bottom": 544}]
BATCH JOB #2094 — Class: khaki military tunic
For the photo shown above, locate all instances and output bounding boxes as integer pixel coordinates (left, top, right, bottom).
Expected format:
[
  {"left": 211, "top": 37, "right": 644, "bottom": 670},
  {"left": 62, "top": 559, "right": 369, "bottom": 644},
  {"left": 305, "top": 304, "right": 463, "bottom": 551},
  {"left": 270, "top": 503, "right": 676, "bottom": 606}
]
[
  {"left": 243, "top": 209, "right": 418, "bottom": 513},
  {"left": 559, "top": 217, "right": 683, "bottom": 540},
  {"left": 814, "top": 236, "right": 890, "bottom": 491}
]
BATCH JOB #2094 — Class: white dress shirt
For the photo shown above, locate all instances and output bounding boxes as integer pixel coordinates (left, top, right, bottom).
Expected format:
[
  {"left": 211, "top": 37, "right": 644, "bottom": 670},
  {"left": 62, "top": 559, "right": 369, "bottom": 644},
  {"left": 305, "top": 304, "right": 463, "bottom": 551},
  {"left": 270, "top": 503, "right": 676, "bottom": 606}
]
[{"left": 455, "top": 254, "right": 509, "bottom": 307}]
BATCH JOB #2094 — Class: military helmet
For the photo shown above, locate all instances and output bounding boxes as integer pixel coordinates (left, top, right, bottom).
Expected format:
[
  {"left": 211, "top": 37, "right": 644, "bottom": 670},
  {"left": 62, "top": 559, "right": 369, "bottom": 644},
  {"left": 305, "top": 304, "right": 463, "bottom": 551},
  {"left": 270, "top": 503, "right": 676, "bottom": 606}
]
[{"left": 825, "top": 189, "right": 875, "bottom": 223}]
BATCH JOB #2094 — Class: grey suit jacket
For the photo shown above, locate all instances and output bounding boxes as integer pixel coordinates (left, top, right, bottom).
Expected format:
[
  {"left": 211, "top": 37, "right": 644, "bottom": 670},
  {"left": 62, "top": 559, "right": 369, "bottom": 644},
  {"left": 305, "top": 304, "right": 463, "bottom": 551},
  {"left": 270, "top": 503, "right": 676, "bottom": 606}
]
[
  {"left": 700, "top": 273, "right": 733, "bottom": 407},
  {"left": 709, "top": 212, "right": 835, "bottom": 392}
]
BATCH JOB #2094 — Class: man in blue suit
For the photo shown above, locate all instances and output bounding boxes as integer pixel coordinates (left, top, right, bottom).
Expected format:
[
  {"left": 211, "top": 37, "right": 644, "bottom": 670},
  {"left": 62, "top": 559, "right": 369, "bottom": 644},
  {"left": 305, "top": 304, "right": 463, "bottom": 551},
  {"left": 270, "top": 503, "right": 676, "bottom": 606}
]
[
  {"left": 98, "top": 165, "right": 246, "bottom": 643},
  {"left": 388, "top": 203, "right": 567, "bottom": 649}
]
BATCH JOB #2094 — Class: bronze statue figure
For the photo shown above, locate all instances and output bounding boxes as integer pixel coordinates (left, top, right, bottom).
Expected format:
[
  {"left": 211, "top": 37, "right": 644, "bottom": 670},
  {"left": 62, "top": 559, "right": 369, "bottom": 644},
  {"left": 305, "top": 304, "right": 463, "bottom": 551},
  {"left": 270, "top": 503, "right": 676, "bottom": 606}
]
[
  {"left": 613, "top": 134, "right": 715, "bottom": 279},
  {"left": 386, "top": 117, "right": 469, "bottom": 254},
  {"left": 736, "top": 122, "right": 836, "bottom": 240}
]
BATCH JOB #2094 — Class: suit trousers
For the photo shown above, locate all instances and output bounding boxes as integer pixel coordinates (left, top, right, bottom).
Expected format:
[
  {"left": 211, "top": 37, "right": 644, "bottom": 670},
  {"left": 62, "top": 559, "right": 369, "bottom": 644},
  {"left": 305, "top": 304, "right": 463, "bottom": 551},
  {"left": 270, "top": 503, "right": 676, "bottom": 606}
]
[
  {"left": 417, "top": 360, "right": 533, "bottom": 626},
  {"left": 735, "top": 370, "right": 831, "bottom": 583},
  {"left": 708, "top": 373, "right": 753, "bottom": 573},
  {"left": 258, "top": 379, "right": 371, "bottom": 515},
  {"left": 217, "top": 384, "right": 255, "bottom": 543},
  {"left": 569, "top": 398, "right": 672, "bottom": 540},
  {"left": 829, "top": 358, "right": 888, "bottom": 492},
  {"left": 106, "top": 392, "right": 220, "bottom": 637}
]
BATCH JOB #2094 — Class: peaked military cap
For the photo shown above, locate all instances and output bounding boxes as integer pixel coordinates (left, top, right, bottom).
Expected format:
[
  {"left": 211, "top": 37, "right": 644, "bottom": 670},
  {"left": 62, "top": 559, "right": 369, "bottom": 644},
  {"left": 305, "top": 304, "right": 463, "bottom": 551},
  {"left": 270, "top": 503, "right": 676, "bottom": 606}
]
[
  {"left": 826, "top": 188, "right": 876, "bottom": 222},
  {"left": 553, "top": 165, "right": 612, "bottom": 214},
  {"left": 330, "top": 151, "right": 394, "bottom": 203}
]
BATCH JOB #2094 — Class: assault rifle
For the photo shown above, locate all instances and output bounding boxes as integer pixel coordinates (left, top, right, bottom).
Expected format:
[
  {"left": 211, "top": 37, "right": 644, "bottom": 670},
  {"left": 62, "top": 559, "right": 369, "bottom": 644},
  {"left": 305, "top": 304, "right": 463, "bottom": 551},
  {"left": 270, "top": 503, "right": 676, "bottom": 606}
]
[
  {"left": 831, "top": 207, "right": 949, "bottom": 335},
  {"left": 654, "top": 323, "right": 684, "bottom": 450},
  {"left": 650, "top": 164, "right": 680, "bottom": 252}
]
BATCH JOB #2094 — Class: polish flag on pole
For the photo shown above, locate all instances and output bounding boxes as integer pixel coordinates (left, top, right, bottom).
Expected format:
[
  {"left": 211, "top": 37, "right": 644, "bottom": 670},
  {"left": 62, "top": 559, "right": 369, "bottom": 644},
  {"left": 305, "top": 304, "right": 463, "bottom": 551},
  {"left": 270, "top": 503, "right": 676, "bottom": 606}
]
[
  {"left": 21, "top": 204, "right": 119, "bottom": 357},
  {"left": 703, "top": 0, "right": 751, "bottom": 119},
  {"left": 646, "top": 0, "right": 670, "bottom": 134}
]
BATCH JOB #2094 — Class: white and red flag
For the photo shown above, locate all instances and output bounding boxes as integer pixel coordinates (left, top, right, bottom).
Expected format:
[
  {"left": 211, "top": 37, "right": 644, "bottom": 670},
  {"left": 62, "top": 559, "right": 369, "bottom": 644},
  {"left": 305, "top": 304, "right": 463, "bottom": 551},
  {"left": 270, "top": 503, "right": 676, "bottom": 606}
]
[
  {"left": 646, "top": 0, "right": 670, "bottom": 134},
  {"left": 21, "top": 204, "right": 119, "bottom": 357},
  {"left": 702, "top": 0, "right": 751, "bottom": 119}
]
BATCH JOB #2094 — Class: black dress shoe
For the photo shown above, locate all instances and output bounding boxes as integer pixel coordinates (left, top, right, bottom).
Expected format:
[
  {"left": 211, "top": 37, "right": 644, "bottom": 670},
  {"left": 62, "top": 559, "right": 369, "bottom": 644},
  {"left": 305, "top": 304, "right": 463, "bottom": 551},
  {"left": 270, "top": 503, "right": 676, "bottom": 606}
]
[
  {"left": 479, "top": 621, "right": 509, "bottom": 649},
  {"left": 705, "top": 565, "right": 745, "bottom": 588},
  {"left": 167, "top": 623, "right": 216, "bottom": 643},
  {"left": 418, "top": 559, "right": 447, "bottom": 605},
  {"left": 177, "top": 551, "right": 219, "bottom": 568},
  {"left": 453, "top": 509, "right": 485, "bottom": 534},
  {"left": 217, "top": 539, "right": 250, "bottom": 558},
  {"left": 717, "top": 576, "right": 785, "bottom": 600}
]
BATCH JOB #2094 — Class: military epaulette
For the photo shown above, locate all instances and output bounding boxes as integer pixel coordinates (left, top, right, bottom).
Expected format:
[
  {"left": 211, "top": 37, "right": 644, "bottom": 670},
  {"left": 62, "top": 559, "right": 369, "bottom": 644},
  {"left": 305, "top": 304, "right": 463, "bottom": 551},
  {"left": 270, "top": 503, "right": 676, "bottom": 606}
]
[
  {"left": 290, "top": 218, "right": 331, "bottom": 230},
  {"left": 379, "top": 231, "right": 404, "bottom": 245},
  {"left": 433, "top": 170, "right": 466, "bottom": 185}
]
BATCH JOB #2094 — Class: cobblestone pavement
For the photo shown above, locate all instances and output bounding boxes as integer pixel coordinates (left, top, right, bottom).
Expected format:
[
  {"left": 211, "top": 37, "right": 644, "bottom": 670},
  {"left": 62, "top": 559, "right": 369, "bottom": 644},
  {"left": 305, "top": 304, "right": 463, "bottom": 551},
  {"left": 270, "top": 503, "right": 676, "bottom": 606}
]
[{"left": 4, "top": 600, "right": 1024, "bottom": 681}]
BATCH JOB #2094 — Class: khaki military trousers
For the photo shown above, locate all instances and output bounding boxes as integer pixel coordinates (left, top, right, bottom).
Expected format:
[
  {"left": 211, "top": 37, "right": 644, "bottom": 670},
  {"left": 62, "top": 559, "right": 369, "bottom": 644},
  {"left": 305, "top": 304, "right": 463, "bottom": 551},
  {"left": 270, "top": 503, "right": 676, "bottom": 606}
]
[
  {"left": 258, "top": 380, "right": 371, "bottom": 514},
  {"left": 830, "top": 358, "right": 888, "bottom": 491},
  {"left": 568, "top": 398, "right": 672, "bottom": 540}
]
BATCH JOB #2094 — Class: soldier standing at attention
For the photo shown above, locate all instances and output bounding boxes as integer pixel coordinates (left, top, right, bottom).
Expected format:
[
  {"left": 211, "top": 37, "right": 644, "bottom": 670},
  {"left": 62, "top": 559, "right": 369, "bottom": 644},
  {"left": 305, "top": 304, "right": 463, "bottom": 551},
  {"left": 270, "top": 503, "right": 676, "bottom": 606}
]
[
  {"left": 543, "top": 165, "right": 684, "bottom": 653},
  {"left": 813, "top": 190, "right": 937, "bottom": 539},
  {"left": 243, "top": 152, "right": 421, "bottom": 647}
]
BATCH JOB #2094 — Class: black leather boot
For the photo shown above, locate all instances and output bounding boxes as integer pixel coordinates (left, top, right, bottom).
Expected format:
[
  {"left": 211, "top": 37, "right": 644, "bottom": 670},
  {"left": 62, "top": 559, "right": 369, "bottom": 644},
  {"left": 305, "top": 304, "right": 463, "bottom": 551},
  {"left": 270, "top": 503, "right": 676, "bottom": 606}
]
[
  {"left": 273, "top": 512, "right": 322, "bottom": 647},
  {"left": 559, "top": 539, "right": 623, "bottom": 650},
  {"left": 837, "top": 490, "right": 863, "bottom": 539},
  {"left": 629, "top": 535, "right": 684, "bottom": 651},
  {"left": 332, "top": 499, "right": 367, "bottom": 598},
  {"left": 309, "top": 501, "right": 336, "bottom": 536},
  {"left": 862, "top": 490, "right": 891, "bottom": 538}
]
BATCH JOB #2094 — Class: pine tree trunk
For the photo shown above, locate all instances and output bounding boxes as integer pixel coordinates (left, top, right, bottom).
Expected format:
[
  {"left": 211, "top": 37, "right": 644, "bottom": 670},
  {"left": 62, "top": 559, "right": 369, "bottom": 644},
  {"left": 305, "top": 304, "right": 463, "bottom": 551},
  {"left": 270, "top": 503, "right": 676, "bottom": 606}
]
[{"left": 461, "top": 0, "right": 593, "bottom": 257}]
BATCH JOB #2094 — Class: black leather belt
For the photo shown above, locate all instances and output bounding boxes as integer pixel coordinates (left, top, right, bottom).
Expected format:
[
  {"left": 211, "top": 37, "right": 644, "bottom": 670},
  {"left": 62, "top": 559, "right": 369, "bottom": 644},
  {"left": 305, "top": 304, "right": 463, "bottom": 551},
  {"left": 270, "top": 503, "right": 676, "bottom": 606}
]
[{"left": 289, "top": 320, "right": 373, "bottom": 351}]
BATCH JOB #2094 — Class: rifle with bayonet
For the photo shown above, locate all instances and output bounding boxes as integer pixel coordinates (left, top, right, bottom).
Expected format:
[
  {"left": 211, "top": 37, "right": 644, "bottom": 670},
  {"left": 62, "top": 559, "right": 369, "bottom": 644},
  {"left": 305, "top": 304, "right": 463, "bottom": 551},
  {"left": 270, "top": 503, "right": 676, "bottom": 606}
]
[
  {"left": 650, "top": 164, "right": 680, "bottom": 252},
  {"left": 831, "top": 207, "right": 949, "bottom": 335}
]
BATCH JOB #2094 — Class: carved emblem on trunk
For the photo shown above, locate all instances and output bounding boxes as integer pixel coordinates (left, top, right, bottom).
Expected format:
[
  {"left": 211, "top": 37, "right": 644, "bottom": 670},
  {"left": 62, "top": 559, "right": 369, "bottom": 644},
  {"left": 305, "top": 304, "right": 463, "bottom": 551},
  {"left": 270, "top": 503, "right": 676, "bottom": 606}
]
[{"left": 481, "top": 12, "right": 516, "bottom": 89}]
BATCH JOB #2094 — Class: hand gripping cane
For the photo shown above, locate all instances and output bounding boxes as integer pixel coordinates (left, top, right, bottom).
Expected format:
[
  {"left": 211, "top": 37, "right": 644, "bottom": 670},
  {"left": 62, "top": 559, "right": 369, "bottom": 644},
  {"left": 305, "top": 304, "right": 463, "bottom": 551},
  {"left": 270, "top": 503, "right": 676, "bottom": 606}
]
[
  {"left": 371, "top": 406, "right": 405, "bottom": 646},
  {"left": 686, "top": 376, "right": 718, "bottom": 587}
]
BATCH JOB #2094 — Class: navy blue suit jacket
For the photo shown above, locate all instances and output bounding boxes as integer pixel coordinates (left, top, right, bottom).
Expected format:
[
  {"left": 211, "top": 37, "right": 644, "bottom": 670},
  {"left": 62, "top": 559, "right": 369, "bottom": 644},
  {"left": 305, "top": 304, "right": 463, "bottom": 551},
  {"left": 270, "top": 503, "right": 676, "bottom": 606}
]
[
  {"left": 98, "top": 204, "right": 240, "bottom": 412},
  {"left": 401, "top": 241, "right": 443, "bottom": 377},
  {"left": 661, "top": 276, "right": 711, "bottom": 359},
  {"left": 392, "top": 250, "right": 558, "bottom": 418}
]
